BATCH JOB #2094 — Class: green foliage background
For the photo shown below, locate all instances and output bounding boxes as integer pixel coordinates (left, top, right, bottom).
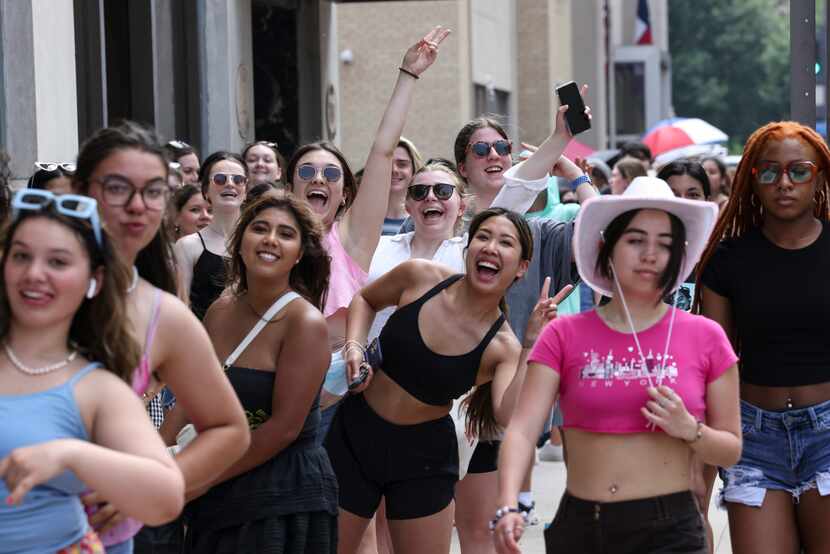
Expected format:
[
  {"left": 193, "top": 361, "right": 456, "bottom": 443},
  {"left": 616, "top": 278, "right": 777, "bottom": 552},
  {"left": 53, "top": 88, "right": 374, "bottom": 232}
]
[{"left": 669, "top": 0, "right": 790, "bottom": 152}]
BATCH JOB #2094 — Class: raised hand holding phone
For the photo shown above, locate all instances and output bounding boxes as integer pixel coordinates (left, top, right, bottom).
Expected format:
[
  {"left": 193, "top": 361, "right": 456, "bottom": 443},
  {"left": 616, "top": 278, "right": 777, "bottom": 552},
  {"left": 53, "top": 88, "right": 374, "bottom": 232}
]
[{"left": 555, "top": 81, "right": 591, "bottom": 135}]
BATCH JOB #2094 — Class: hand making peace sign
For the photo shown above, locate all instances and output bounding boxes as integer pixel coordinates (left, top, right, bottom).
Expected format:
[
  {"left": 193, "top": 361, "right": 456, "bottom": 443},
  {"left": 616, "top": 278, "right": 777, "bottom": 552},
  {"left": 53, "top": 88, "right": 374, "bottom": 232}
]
[
  {"left": 399, "top": 25, "right": 452, "bottom": 78},
  {"left": 522, "top": 277, "right": 574, "bottom": 349}
]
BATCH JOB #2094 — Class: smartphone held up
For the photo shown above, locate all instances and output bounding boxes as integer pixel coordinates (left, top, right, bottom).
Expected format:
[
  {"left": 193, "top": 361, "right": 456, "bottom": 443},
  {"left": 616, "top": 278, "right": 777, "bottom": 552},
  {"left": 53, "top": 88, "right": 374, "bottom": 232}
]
[{"left": 555, "top": 81, "right": 591, "bottom": 135}]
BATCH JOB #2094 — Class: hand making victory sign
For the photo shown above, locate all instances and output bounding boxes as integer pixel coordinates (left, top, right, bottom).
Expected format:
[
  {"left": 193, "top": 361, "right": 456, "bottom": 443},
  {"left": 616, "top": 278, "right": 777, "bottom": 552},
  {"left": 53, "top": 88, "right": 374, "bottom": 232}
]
[
  {"left": 399, "top": 25, "right": 452, "bottom": 77},
  {"left": 522, "top": 277, "right": 574, "bottom": 350}
]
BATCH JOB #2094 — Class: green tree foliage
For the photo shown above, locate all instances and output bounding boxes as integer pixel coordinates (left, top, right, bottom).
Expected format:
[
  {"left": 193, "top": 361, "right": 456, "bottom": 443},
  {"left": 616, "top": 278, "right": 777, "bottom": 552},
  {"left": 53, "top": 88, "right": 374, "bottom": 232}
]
[{"left": 669, "top": 0, "right": 790, "bottom": 150}]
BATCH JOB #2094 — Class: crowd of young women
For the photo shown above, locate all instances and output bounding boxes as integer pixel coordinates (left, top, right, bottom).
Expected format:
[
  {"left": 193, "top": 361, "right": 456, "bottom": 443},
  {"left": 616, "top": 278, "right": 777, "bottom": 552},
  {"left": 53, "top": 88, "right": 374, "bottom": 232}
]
[{"left": 2, "top": 23, "right": 828, "bottom": 554}]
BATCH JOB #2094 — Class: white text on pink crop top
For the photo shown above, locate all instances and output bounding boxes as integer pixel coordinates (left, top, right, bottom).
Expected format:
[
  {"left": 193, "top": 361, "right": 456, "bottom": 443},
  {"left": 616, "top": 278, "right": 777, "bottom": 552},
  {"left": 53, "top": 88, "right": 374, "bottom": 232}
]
[{"left": 528, "top": 309, "right": 737, "bottom": 434}]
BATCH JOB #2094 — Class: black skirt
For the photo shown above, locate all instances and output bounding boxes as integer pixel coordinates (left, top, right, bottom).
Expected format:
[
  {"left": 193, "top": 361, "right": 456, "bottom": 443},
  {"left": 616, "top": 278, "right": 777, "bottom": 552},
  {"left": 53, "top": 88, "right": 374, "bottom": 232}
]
[{"left": 185, "top": 511, "right": 337, "bottom": 554}]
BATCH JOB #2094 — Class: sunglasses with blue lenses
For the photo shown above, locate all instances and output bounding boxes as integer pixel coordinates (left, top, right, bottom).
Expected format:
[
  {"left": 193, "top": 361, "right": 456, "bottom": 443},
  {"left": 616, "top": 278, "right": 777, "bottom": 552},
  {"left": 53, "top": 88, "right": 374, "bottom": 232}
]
[
  {"left": 466, "top": 140, "right": 512, "bottom": 158},
  {"left": 752, "top": 160, "right": 819, "bottom": 186},
  {"left": 11, "top": 189, "right": 102, "bottom": 248},
  {"left": 407, "top": 183, "right": 456, "bottom": 201},
  {"left": 297, "top": 164, "right": 343, "bottom": 183}
]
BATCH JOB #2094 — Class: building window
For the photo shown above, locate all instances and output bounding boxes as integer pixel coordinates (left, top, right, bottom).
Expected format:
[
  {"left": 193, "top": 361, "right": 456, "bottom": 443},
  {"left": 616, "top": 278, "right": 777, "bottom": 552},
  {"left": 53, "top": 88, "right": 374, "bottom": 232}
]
[{"left": 475, "top": 84, "right": 510, "bottom": 121}]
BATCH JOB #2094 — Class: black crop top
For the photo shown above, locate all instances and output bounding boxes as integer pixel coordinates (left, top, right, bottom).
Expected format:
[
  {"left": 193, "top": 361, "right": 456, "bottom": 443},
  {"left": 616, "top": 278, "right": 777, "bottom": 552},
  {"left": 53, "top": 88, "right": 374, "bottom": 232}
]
[
  {"left": 190, "top": 232, "right": 227, "bottom": 320},
  {"left": 701, "top": 221, "right": 830, "bottom": 387},
  {"left": 377, "top": 274, "right": 505, "bottom": 406}
]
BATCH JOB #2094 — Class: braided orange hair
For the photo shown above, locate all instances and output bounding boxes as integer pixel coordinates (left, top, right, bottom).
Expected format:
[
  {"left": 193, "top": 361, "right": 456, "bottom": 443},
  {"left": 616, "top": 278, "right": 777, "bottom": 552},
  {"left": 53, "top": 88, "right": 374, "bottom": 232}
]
[{"left": 694, "top": 121, "right": 830, "bottom": 311}]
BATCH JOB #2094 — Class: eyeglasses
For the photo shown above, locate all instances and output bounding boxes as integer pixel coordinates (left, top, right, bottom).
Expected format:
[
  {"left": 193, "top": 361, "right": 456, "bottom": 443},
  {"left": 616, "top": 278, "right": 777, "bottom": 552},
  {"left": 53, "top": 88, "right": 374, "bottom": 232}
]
[
  {"left": 753, "top": 160, "right": 819, "bottom": 186},
  {"left": 407, "top": 183, "right": 456, "bottom": 201},
  {"left": 166, "top": 140, "right": 191, "bottom": 150},
  {"left": 466, "top": 140, "right": 512, "bottom": 158},
  {"left": 34, "top": 162, "right": 76, "bottom": 173},
  {"left": 211, "top": 173, "right": 247, "bottom": 186},
  {"left": 11, "top": 189, "right": 102, "bottom": 247},
  {"left": 94, "top": 176, "right": 171, "bottom": 211},
  {"left": 297, "top": 164, "right": 342, "bottom": 183}
]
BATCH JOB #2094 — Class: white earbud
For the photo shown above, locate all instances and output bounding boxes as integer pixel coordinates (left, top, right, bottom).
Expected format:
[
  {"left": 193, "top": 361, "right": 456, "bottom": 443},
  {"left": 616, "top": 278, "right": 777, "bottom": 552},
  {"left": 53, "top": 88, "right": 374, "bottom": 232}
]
[{"left": 86, "top": 278, "right": 97, "bottom": 299}]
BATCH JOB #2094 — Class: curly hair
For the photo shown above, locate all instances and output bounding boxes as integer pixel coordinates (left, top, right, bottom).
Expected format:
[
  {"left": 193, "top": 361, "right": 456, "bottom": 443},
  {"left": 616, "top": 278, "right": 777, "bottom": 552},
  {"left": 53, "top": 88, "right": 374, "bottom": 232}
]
[
  {"left": 694, "top": 121, "right": 830, "bottom": 312},
  {"left": 225, "top": 193, "right": 330, "bottom": 311},
  {"left": 0, "top": 209, "right": 142, "bottom": 382}
]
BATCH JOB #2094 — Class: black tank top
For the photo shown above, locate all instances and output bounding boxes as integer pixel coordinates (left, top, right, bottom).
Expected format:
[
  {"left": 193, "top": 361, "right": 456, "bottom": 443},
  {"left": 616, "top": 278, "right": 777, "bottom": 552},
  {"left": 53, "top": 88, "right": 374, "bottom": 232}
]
[
  {"left": 378, "top": 274, "right": 505, "bottom": 406},
  {"left": 189, "top": 232, "right": 226, "bottom": 320}
]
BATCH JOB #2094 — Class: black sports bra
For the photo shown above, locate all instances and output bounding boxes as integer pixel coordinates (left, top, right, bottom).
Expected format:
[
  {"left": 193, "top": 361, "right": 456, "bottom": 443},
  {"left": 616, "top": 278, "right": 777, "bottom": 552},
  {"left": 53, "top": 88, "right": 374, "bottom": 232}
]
[{"left": 377, "top": 274, "right": 505, "bottom": 406}]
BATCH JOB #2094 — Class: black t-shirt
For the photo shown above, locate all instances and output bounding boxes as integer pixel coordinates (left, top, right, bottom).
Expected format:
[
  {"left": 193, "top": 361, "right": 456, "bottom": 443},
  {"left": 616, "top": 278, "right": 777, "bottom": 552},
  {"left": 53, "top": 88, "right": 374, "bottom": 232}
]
[{"left": 701, "top": 221, "right": 830, "bottom": 386}]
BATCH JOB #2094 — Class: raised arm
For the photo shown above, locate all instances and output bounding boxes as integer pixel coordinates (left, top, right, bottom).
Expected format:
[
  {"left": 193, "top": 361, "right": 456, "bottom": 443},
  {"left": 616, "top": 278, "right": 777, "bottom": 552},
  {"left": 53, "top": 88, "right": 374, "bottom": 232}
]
[
  {"left": 512, "top": 86, "right": 597, "bottom": 206},
  {"left": 340, "top": 26, "right": 451, "bottom": 269}
]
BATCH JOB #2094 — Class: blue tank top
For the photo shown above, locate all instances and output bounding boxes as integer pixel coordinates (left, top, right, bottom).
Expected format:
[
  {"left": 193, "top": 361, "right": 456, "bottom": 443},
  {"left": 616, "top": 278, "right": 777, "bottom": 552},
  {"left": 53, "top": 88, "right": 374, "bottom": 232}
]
[{"left": 0, "top": 362, "right": 100, "bottom": 553}]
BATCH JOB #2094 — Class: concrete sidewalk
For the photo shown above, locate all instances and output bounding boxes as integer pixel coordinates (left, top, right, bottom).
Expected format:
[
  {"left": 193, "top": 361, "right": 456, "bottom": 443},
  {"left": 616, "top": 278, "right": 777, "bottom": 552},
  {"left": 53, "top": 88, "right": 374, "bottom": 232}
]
[{"left": 451, "top": 457, "right": 733, "bottom": 553}]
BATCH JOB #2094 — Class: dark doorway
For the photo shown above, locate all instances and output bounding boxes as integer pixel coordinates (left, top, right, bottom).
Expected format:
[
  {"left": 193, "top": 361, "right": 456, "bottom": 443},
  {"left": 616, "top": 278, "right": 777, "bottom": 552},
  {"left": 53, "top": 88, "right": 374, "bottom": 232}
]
[{"left": 251, "top": 1, "right": 300, "bottom": 157}]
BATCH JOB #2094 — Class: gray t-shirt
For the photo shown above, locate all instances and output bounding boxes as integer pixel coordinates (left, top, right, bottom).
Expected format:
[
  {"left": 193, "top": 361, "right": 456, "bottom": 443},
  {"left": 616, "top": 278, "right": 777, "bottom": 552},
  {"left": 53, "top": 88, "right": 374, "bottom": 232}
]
[{"left": 505, "top": 218, "right": 578, "bottom": 344}]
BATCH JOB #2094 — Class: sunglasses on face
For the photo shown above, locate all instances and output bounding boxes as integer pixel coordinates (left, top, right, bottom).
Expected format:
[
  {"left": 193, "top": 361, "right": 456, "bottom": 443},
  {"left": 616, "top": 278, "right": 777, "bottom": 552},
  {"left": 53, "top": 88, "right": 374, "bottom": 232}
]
[
  {"left": 297, "top": 164, "right": 342, "bottom": 183},
  {"left": 466, "top": 140, "right": 512, "bottom": 158},
  {"left": 211, "top": 173, "right": 247, "bottom": 186},
  {"left": 407, "top": 183, "right": 456, "bottom": 201},
  {"left": 11, "top": 189, "right": 102, "bottom": 247},
  {"left": 34, "top": 161, "right": 76, "bottom": 173},
  {"left": 753, "top": 160, "right": 819, "bottom": 186}
]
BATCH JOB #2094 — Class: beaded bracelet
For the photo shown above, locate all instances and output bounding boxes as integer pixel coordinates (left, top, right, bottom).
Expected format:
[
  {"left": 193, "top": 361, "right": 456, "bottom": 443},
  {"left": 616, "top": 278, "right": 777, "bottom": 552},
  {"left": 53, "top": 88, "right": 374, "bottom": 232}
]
[
  {"left": 488, "top": 506, "right": 529, "bottom": 531},
  {"left": 684, "top": 419, "right": 704, "bottom": 443}
]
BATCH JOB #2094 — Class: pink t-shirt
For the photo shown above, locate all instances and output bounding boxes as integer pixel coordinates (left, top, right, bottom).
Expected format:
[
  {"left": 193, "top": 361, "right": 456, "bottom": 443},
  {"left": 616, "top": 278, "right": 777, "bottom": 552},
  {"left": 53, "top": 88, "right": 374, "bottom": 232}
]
[
  {"left": 322, "top": 222, "right": 368, "bottom": 318},
  {"left": 528, "top": 308, "right": 737, "bottom": 434}
]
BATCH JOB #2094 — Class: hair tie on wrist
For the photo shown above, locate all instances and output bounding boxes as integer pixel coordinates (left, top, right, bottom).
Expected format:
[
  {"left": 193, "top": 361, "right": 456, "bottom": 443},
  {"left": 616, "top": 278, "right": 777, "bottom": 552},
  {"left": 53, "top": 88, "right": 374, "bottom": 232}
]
[{"left": 398, "top": 67, "right": 419, "bottom": 80}]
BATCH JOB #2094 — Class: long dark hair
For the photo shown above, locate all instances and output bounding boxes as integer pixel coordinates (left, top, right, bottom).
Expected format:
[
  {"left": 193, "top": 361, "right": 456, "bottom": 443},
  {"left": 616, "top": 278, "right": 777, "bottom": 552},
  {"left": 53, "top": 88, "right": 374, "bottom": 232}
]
[
  {"left": 461, "top": 207, "right": 533, "bottom": 439},
  {"left": 0, "top": 210, "right": 142, "bottom": 382},
  {"left": 226, "top": 193, "right": 330, "bottom": 310},
  {"left": 74, "top": 121, "right": 178, "bottom": 295},
  {"left": 287, "top": 141, "right": 358, "bottom": 221}
]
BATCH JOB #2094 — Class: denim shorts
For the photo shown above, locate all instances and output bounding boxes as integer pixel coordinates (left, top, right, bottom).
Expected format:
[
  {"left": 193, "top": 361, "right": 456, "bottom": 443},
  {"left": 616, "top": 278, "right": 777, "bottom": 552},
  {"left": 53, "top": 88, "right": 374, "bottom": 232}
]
[{"left": 719, "top": 398, "right": 830, "bottom": 507}]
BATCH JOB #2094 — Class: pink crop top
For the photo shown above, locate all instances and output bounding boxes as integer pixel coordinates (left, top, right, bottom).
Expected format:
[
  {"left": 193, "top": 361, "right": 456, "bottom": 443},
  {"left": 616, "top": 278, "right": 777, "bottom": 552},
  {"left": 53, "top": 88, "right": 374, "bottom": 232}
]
[
  {"left": 88, "top": 288, "right": 163, "bottom": 547},
  {"left": 322, "top": 222, "right": 368, "bottom": 318},
  {"left": 528, "top": 309, "right": 737, "bottom": 434}
]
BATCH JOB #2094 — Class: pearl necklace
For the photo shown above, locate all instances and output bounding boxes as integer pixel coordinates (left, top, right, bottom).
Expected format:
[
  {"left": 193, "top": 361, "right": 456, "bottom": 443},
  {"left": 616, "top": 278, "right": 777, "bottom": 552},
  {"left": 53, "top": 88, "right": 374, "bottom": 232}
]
[
  {"left": 127, "top": 266, "right": 139, "bottom": 294},
  {"left": 4, "top": 342, "right": 78, "bottom": 376}
]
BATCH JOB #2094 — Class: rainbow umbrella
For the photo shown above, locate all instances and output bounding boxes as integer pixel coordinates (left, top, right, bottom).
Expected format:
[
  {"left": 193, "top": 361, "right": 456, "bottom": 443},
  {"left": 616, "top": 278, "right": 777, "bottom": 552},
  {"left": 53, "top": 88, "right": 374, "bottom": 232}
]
[{"left": 641, "top": 118, "right": 728, "bottom": 157}]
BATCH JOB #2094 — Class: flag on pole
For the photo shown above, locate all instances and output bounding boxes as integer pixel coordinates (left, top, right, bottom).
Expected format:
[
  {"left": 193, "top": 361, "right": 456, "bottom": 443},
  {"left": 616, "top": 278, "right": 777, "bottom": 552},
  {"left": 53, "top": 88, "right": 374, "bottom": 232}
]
[{"left": 634, "top": 0, "right": 652, "bottom": 45}]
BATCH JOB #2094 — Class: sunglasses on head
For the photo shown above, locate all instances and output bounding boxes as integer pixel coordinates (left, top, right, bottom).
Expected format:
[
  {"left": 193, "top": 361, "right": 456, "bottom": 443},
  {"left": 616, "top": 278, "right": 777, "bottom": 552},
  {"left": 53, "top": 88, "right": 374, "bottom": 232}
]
[
  {"left": 466, "top": 140, "right": 512, "bottom": 158},
  {"left": 167, "top": 140, "right": 191, "bottom": 150},
  {"left": 752, "top": 160, "right": 819, "bottom": 186},
  {"left": 211, "top": 173, "right": 247, "bottom": 186},
  {"left": 407, "top": 183, "right": 456, "bottom": 201},
  {"left": 297, "top": 164, "right": 342, "bottom": 183},
  {"left": 11, "top": 189, "right": 102, "bottom": 247},
  {"left": 34, "top": 161, "right": 76, "bottom": 173}
]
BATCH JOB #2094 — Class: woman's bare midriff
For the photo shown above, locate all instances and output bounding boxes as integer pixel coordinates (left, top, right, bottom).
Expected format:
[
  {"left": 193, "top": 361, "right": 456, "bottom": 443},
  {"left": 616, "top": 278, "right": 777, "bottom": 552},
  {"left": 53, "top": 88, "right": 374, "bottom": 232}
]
[
  {"left": 362, "top": 371, "right": 452, "bottom": 425},
  {"left": 562, "top": 428, "right": 694, "bottom": 503},
  {"left": 740, "top": 381, "right": 830, "bottom": 411}
]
